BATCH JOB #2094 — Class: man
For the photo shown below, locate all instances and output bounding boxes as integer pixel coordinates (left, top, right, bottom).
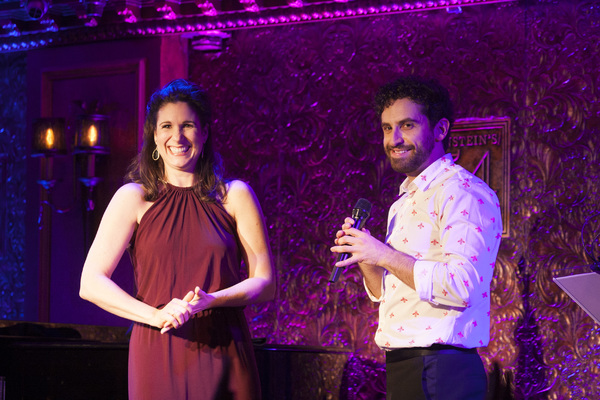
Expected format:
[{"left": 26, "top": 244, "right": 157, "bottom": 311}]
[{"left": 331, "top": 76, "right": 502, "bottom": 400}]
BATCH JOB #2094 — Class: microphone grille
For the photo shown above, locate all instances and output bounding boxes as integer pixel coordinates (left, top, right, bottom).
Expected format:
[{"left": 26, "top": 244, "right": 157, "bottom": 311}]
[{"left": 354, "top": 198, "right": 372, "bottom": 214}]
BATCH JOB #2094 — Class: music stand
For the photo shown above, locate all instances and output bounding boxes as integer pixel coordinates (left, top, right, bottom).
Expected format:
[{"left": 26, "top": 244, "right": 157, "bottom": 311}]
[{"left": 553, "top": 272, "right": 600, "bottom": 324}]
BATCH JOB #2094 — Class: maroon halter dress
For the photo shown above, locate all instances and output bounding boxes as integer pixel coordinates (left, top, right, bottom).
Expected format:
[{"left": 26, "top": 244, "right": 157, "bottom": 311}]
[{"left": 127, "top": 183, "right": 260, "bottom": 399}]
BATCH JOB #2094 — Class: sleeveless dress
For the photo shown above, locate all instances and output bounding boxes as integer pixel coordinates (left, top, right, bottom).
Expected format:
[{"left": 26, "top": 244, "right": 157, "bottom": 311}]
[{"left": 127, "top": 183, "right": 261, "bottom": 400}]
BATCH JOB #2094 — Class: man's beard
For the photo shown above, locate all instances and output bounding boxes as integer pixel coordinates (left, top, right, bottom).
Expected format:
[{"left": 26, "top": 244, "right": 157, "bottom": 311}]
[{"left": 386, "top": 135, "right": 435, "bottom": 175}]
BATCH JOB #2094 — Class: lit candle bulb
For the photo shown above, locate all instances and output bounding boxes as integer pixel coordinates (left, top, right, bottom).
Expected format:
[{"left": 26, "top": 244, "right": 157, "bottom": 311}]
[
  {"left": 87, "top": 124, "right": 98, "bottom": 147},
  {"left": 45, "top": 128, "right": 55, "bottom": 149}
]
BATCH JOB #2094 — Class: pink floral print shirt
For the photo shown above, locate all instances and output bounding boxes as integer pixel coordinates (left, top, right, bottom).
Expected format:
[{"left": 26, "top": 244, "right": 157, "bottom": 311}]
[{"left": 367, "top": 154, "right": 503, "bottom": 350}]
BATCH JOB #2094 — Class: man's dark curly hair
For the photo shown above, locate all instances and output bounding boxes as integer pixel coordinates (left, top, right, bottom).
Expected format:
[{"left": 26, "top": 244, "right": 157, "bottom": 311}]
[{"left": 374, "top": 76, "right": 455, "bottom": 150}]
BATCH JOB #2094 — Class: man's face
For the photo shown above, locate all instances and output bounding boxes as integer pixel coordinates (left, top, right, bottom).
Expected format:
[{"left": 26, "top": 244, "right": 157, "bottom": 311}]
[{"left": 381, "top": 98, "right": 447, "bottom": 180}]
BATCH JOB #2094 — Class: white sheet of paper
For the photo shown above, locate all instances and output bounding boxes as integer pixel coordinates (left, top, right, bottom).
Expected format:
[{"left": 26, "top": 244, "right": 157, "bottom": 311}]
[{"left": 553, "top": 272, "right": 600, "bottom": 324}]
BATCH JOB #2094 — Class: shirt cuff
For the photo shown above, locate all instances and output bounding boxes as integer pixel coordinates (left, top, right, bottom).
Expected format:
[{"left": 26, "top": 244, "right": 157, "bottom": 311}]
[
  {"left": 413, "top": 260, "right": 436, "bottom": 303},
  {"left": 363, "top": 275, "right": 384, "bottom": 302}
]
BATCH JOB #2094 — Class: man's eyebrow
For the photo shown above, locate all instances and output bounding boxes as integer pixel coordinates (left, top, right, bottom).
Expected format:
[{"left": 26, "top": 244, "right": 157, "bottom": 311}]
[
  {"left": 398, "top": 118, "right": 419, "bottom": 124},
  {"left": 381, "top": 117, "right": 419, "bottom": 127}
]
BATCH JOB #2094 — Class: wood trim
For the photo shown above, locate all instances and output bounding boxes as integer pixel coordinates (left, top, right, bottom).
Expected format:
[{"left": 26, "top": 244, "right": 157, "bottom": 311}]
[{"left": 37, "top": 60, "right": 146, "bottom": 322}]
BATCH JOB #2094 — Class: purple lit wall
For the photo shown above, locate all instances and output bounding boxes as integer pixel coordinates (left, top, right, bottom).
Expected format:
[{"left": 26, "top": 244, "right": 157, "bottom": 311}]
[
  {"left": 1, "top": 0, "right": 599, "bottom": 398},
  {"left": 188, "top": 1, "right": 600, "bottom": 398}
]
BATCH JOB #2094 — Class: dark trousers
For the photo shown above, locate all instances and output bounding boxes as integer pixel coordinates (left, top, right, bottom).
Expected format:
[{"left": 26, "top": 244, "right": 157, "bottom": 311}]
[{"left": 386, "top": 346, "right": 487, "bottom": 400}]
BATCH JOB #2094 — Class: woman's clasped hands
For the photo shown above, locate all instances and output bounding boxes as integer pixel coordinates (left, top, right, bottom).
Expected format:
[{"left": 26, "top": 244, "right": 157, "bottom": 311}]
[{"left": 154, "top": 286, "right": 215, "bottom": 334}]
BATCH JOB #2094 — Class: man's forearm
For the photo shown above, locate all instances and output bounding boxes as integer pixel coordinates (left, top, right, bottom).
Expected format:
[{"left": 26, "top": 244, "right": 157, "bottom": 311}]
[
  {"left": 359, "top": 263, "right": 385, "bottom": 298},
  {"left": 378, "top": 246, "right": 417, "bottom": 290}
]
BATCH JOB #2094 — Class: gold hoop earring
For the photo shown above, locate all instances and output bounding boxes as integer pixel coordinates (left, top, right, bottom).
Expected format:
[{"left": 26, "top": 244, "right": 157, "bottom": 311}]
[{"left": 152, "top": 148, "right": 160, "bottom": 161}]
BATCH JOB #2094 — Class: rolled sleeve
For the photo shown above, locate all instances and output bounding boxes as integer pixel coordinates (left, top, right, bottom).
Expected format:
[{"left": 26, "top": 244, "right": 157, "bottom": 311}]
[
  {"left": 363, "top": 276, "right": 384, "bottom": 302},
  {"left": 413, "top": 259, "right": 437, "bottom": 303}
]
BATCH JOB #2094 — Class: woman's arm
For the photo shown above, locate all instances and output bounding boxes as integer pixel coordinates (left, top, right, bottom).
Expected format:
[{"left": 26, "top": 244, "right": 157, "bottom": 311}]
[
  {"left": 194, "top": 180, "right": 275, "bottom": 310},
  {"left": 79, "top": 183, "right": 193, "bottom": 330}
]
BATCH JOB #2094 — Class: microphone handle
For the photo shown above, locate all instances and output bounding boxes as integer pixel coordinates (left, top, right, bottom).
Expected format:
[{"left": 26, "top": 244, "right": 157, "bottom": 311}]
[{"left": 329, "top": 215, "right": 368, "bottom": 283}]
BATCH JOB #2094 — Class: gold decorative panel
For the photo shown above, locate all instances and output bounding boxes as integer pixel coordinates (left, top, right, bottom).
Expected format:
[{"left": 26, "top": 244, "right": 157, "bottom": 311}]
[{"left": 450, "top": 118, "right": 511, "bottom": 237}]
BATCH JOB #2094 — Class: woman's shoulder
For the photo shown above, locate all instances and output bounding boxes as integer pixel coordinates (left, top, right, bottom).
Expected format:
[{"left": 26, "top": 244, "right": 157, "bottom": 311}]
[
  {"left": 225, "top": 179, "right": 260, "bottom": 203},
  {"left": 225, "top": 179, "right": 251, "bottom": 195},
  {"left": 107, "top": 182, "right": 148, "bottom": 210},
  {"left": 222, "top": 180, "right": 259, "bottom": 217},
  {"left": 111, "top": 183, "right": 153, "bottom": 223},
  {"left": 115, "top": 182, "right": 145, "bottom": 199}
]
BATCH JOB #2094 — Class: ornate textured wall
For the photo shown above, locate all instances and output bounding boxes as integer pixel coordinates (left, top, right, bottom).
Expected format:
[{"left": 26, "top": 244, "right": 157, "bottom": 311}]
[
  {"left": 1, "top": 0, "right": 599, "bottom": 398},
  {"left": 189, "top": 1, "right": 600, "bottom": 398},
  {"left": 0, "top": 52, "right": 27, "bottom": 320}
]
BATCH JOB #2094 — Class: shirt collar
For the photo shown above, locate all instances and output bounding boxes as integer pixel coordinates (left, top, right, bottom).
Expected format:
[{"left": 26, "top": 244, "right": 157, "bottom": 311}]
[{"left": 398, "top": 153, "right": 455, "bottom": 195}]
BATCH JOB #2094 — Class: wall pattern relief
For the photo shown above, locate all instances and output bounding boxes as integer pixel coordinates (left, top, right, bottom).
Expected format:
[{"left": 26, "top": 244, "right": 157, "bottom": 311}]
[
  {"left": 0, "top": 0, "right": 598, "bottom": 398},
  {"left": 190, "top": 1, "right": 600, "bottom": 398},
  {"left": 0, "top": 52, "right": 27, "bottom": 321}
]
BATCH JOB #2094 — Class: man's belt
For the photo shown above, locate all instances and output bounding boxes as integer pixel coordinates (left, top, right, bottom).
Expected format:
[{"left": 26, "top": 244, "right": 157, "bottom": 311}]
[{"left": 386, "top": 344, "right": 478, "bottom": 362}]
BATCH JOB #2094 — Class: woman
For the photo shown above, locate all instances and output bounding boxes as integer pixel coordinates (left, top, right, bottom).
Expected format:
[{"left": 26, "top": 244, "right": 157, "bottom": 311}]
[{"left": 80, "top": 79, "right": 275, "bottom": 399}]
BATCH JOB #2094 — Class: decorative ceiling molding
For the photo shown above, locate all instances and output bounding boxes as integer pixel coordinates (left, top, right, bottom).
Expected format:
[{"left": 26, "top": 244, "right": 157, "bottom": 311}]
[{"left": 0, "top": 0, "right": 517, "bottom": 52}]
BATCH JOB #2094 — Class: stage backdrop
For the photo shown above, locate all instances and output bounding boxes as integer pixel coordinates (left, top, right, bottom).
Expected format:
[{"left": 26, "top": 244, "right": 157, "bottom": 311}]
[
  {"left": 1, "top": 0, "right": 599, "bottom": 398},
  {"left": 187, "top": 1, "right": 600, "bottom": 399}
]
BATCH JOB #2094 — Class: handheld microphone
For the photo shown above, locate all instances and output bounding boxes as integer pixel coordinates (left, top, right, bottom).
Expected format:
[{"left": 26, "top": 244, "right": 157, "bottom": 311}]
[{"left": 329, "top": 198, "right": 372, "bottom": 283}]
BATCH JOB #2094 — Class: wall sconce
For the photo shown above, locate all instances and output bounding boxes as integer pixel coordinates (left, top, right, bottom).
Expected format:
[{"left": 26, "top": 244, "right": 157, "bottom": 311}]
[
  {"left": 31, "top": 117, "right": 67, "bottom": 324},
  {"left": 31, "top": 114, "right": 109, "bottom": 322},
  {"left": 73, "top": 114, "right": 109, "bottom": 211},
  {"left": 31, "top": 117, "right": 66, "bottom": 191},
  {"left": 31, "top": 114, "right": 109, "bottom": 214}
]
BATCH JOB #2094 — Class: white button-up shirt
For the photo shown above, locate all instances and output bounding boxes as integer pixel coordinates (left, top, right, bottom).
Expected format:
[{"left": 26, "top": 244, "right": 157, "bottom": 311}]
[{"left": 366, "top": 154, "right": 502, "bottom": 349}]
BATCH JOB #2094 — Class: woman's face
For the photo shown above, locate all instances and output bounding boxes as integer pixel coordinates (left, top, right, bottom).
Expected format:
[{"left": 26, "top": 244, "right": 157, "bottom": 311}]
[{"left": 154, "top": 101, "right": 207, "bottom": 177}]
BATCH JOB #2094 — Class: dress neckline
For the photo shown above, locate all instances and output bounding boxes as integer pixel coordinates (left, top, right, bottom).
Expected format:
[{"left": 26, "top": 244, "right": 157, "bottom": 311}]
[{"left": 164, "top": 181, "right": 194, "bottom": 191}]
